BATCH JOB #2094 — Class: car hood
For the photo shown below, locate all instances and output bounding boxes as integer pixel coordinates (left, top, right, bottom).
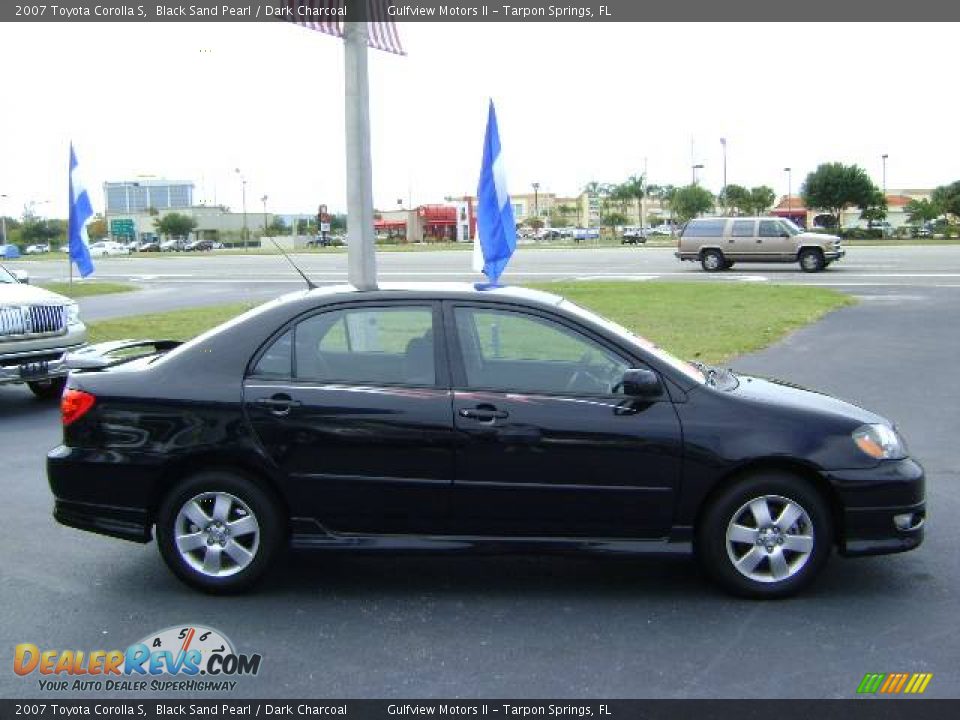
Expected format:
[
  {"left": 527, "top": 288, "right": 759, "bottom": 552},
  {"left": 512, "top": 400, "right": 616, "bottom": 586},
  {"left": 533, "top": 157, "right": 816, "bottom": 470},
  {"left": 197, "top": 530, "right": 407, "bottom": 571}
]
[
  {"left": 727, "top": 374, "right": 886, "bottom": 426},
  {"left": 0, "top": 283, "right": 71, "bottom": 306}
]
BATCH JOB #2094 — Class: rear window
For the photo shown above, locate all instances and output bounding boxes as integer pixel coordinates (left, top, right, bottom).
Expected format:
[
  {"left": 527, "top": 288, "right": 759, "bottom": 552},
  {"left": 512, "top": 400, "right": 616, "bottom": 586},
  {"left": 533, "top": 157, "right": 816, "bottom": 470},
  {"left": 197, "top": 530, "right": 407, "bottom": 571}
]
[{"left": 682, "top": 219, "right": 727, "bottom": 238}]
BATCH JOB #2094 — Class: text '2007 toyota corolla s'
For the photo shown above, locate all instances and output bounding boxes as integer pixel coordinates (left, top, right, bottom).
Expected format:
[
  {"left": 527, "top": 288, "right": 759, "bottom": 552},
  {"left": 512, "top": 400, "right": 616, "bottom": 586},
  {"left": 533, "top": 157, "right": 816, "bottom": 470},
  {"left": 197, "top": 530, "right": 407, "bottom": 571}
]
[{"left": 47, "top": 283, "right": 925, "bottom": 598}]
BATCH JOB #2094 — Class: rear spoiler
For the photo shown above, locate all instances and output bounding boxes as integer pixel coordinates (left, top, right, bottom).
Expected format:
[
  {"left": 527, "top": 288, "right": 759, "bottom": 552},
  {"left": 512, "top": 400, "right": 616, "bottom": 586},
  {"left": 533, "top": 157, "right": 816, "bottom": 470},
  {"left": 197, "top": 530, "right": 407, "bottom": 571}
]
[{"left": 64, "top": 339, "right": 183, "bottom": 370}]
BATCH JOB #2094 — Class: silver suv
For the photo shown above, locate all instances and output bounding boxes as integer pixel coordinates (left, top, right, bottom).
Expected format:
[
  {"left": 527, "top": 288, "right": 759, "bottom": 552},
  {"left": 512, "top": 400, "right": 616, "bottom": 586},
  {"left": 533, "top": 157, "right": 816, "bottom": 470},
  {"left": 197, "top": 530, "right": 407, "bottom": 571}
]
[
  {"left": 676, "top": 217, "right": 844, "bottom": 272},
  {"left": 0, "top": 264, "right": 87, "bottom": 399}
]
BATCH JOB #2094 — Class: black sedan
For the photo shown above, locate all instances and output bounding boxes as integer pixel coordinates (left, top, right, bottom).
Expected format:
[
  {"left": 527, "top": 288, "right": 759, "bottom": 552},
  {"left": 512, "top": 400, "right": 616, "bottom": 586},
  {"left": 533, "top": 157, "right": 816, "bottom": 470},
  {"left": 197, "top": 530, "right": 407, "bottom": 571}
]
[{"left": 47, "top": 284, "right": 925, "bottom": 597}]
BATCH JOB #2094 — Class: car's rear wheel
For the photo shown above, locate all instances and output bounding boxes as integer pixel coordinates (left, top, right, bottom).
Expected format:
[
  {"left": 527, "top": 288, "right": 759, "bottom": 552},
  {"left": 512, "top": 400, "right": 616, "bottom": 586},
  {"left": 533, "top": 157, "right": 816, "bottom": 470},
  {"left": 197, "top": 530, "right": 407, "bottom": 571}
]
[
  {"left": 701, "top": 249, "right": 725, "bottom": 272},
  {"left": 696, "top": 472, "right": 832, "bottom": 598},
  {"left": 799, "top": 248, "right": 826, "bottom": 273},
  {"left": 28, "top": 377, "right": 66, "bottom": 400},
  {"left": 156, "top": 471, "right": 284, "bottom": 594}
]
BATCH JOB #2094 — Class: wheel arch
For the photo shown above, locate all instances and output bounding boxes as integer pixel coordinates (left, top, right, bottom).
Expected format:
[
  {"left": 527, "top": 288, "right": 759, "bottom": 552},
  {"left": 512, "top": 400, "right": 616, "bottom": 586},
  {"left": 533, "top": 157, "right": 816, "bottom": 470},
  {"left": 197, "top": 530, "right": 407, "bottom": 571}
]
[{"left": 693, "top": 457, "right": 843, "bottom": 549}]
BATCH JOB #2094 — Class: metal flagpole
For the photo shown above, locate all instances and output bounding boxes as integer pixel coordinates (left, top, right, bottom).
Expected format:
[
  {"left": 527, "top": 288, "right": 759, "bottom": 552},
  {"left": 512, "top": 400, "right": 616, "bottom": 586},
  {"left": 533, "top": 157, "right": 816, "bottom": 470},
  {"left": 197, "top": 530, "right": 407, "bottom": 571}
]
[{"left": 344, "top": 19, "right": 378, "bottom": 290}]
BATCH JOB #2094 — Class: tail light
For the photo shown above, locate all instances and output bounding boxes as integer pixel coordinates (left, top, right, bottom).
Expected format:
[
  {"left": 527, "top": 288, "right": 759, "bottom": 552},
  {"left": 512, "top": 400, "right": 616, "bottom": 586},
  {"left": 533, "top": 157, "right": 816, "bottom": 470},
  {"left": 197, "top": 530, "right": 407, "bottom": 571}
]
[{"left": 61, "top": 388, "right": 96, "bottom": 426}]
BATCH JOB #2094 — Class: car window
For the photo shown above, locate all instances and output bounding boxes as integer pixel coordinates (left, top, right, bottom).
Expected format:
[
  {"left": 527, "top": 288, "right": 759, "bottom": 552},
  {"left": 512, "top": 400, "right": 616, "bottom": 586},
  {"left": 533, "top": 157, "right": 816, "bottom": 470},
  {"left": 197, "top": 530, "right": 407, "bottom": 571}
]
[
  {"left": 682, "top": 219, "right": 727, "bottom": 237},
  {"left": 731, "top": 220, "right": 756, "bottom": 237},
  {"left": 454, "top": 307, "right": 630, "bottom": 396},
  {"left": 295, "top": 306, "right": 435, "bottom": 386},
  {"left": 759, "top": 220, "right": 782, "bottom": 237}
]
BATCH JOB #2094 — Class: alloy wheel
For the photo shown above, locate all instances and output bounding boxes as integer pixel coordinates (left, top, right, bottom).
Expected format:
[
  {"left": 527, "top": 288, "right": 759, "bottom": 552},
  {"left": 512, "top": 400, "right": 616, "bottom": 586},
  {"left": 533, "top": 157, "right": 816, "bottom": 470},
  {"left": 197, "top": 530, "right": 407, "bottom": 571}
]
[
  {"left": 725, "top": 494, "right": 814, "bottom": 584},
  {"left": 174, "top": 491, "right": 260, "bottom": 577}
]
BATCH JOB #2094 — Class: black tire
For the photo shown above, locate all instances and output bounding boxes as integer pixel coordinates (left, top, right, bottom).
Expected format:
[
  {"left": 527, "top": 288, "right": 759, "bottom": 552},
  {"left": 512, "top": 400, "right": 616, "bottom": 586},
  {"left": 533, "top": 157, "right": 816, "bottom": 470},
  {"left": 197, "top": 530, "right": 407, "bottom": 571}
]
[
  {"left": 28, "top": 377, "right": 67, "bottom": 400},
  {"left": 723, "top": 260, "right": 736, "bottom": 270},
  {"left": 696, "top": 471, "right": 832, "bottom": 599},
  {"left": 700, "top": 249, "right": 725, "bottom": 272},
  {"left": 799, "top": 248, "right": 826, "bottom": 273},
  {"left": 156, "top": 470, "right": 285, "bottom": 594}
]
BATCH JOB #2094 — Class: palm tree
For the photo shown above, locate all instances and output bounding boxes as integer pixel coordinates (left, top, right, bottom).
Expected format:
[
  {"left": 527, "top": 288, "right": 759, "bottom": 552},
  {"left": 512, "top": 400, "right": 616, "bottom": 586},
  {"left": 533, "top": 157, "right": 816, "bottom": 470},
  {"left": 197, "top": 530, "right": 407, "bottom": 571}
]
[{"left": 620, "top": 174, "right": 646, "bottom": 227}]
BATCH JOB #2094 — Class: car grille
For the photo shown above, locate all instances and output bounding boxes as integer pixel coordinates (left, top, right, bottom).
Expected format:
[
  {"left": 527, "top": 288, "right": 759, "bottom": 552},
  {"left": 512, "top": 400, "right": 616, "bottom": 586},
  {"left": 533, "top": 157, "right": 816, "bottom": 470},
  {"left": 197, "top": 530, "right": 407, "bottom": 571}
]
[{"left": 0, "top": 305, "right": 67, "bottom": 338}]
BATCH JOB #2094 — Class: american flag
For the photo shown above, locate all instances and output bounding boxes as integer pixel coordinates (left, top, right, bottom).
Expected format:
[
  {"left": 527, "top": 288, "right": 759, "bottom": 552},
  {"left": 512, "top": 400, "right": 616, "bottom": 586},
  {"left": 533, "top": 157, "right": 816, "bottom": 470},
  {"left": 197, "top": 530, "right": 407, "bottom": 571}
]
[{"left": 287, "top": 0, "right": 406, "bottom": 56}]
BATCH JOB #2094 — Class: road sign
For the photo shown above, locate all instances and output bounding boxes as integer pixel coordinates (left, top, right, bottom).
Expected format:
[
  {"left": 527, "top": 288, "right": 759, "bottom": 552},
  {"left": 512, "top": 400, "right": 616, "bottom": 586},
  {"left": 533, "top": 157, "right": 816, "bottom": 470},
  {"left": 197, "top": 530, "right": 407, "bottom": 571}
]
[
  {"left": 320, "top": 223, "right": 331, "bottom": 233},
  {"left": 110, "top": 219, "right": 135, "bottom": 237}
]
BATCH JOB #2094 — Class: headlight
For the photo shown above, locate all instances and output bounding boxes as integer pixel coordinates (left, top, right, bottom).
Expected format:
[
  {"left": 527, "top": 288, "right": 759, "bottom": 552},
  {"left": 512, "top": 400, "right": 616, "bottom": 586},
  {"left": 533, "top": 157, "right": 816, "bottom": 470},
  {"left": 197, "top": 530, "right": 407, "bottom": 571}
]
[
  {"left": 65, "top": 302, "right": 81, "bottom": 326},
  {"left": 852, "top": 424, "right": 905, "bottom": 460}
]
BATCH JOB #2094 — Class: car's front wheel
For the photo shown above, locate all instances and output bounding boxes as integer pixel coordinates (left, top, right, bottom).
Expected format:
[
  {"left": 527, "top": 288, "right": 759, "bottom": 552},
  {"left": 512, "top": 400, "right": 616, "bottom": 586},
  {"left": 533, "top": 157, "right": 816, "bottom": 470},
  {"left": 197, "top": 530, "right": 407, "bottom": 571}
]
[
  {"left": 156, "top": 471, "right": 284, "bottom": 594},
  {"left": 799, "top": 248, "right": 826, "bottom": 273},
  {"left": 28, "top": 377, "right": 66, "bottom": 400},
  {"left": 696, "top": 472, "right": 832, "bottom": 598}
]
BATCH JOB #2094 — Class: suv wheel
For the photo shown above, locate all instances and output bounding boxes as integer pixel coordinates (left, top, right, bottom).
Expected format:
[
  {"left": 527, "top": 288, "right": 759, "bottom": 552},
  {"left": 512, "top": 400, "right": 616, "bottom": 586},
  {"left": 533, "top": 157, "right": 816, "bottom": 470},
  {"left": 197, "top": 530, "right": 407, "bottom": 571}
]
[
  {"left": 723, "top": 260, "right": 736, "bottom": 270},
  {"left": 799, "top": 248, "right": 826, "bottom": 273},
  {"left": 156, "top": 471, "right": 284, "bottom": 594},
  {"left": 28, "top": 377, "right": 67, "bottom": 400},
  {"left": 701, "top": 249, "right": 725, "bottom": 272},
  {"left": 696, "top": 472, "right": 832, "bottom": 598}
]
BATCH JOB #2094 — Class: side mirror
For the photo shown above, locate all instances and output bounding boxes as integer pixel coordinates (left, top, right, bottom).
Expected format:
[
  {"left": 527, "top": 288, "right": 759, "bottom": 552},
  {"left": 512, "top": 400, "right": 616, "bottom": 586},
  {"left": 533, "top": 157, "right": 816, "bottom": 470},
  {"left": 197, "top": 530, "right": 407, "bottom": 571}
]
[
  {"left": 621, "top": 368, "right": 661, "bottom": 397},
  {"left": 12, "top": 269, "right": 29, "bottom": 284}
]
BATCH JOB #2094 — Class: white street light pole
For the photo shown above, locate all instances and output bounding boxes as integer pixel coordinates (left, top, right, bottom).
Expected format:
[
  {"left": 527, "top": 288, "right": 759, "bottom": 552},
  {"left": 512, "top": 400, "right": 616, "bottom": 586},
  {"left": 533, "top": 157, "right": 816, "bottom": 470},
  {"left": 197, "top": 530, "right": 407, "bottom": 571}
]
[
  {"left": 784, "top": 167, "right": 792, "bottom": 213},
  {"left": 261, "top": 195, "right": 268, "bottom": 237},
  {"left": 344, "top": 21, "right": 378, "bottom": 290},
  {"left": 0, "top": 193, "right": 8, "bottom": 245}
]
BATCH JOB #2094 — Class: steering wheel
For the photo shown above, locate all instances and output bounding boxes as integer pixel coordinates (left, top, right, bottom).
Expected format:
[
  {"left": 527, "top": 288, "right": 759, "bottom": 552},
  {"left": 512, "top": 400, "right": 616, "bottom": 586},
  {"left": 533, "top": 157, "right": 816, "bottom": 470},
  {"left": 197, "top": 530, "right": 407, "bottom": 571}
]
[{"left": 564, "top": 353, "right": 607, "bottom": 393}]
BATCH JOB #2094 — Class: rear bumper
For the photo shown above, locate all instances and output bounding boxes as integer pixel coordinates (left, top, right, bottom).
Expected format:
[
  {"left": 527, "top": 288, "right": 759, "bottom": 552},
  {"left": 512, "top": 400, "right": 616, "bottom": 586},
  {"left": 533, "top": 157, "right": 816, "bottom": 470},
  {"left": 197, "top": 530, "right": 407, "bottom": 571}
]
[
  {"left": 53, "top": 498, "right": 152, "bottom": 543},
  {"left": 823, "top": 457, "right": 925, "bottom": 557}
]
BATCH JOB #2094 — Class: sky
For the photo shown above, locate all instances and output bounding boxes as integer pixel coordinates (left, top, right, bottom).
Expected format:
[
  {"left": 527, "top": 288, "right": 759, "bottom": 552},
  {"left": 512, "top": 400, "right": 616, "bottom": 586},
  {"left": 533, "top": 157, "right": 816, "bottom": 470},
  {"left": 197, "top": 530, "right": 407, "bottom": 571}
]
[{"left": 1, "top": 21, "right": 958, "bottom": 219}]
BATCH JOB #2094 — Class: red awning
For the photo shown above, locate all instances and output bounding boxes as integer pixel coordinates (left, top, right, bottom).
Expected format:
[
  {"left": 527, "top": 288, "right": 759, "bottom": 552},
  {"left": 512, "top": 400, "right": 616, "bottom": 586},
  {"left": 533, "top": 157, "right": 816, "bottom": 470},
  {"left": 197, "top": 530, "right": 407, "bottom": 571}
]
[{"left": 374, "top": 220, "right": 406, "bottom": 229}]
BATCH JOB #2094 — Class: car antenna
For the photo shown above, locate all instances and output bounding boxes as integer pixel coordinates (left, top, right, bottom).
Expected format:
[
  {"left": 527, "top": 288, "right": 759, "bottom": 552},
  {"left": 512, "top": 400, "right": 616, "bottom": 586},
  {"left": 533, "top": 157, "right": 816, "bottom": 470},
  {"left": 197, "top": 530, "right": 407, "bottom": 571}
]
[{"left": 268, "top": 238, "right": 318, "bottom": 290}]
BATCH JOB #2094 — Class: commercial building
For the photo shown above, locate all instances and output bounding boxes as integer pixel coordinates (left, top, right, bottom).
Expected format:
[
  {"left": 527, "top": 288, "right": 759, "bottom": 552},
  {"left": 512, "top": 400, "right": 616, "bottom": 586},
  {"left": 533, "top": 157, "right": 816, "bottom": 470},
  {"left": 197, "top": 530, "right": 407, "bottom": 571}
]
[
  {"left": 104, "top": 179, "right": 194, "bottom": 214},
  {"left": 770, "top": 189, "right": 933, "bottom": 230}
]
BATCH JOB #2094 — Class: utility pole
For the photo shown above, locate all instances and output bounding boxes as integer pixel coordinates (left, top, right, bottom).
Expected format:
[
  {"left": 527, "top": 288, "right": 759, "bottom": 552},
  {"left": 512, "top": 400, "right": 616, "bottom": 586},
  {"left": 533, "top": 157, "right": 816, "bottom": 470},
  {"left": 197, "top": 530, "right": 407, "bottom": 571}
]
[
  {"left": 0, "top": 193, "right": 8, "bottom": 246},
  {"left": 261, "top": 195, "right": 268, "bottom": 237},
  {"left": 235, "top": 168, "right": 248, "bottom": 250},
  {"left": 532, "top": 182, "right": 540, "bottom": 221},
  {"left": 784, "top": 167, "right": 792, "bottom": 213},
  {"left": 344, "top": 20, "right": 378, "bottom": 289},
  {"left": 720, "top": 138, "right": 727, "bottom": 214},
  {"left": 881, "top": 154, "right": 888, "bottom": 196}
]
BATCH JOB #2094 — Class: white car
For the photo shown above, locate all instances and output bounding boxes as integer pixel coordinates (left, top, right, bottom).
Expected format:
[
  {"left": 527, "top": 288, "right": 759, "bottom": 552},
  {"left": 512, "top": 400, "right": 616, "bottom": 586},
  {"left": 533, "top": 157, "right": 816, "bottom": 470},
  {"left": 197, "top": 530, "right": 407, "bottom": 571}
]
[
  {"left": 88, "top": 241, "right": 130, "bottom": 257},
  {"left": 25, "top": 244, "right": 50, "bottom": 255},
  {"left": 649, "top": 224, "right": 677, "bottom": 236}
]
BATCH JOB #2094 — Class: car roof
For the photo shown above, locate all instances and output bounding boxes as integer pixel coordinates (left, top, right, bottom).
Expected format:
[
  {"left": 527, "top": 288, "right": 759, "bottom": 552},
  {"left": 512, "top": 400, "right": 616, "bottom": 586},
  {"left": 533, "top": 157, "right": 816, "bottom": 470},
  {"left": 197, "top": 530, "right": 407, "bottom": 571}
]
[{"left": 275, "top": 282, "right": 566, "bottom": 309}]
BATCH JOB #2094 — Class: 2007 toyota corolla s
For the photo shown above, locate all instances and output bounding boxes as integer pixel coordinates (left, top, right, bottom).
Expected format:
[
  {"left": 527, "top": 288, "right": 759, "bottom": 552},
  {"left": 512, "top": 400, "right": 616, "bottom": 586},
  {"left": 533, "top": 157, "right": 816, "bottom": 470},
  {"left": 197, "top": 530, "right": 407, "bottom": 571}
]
[{"left": 47, "top": 283, "right": 925, "bottom": 598}]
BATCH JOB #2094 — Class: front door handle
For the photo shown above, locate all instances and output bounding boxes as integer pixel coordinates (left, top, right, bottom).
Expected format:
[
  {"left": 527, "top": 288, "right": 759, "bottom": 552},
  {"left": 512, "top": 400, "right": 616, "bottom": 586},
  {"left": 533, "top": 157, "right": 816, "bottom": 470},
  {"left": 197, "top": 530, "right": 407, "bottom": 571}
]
[
  {"left": 459, "top": 405, "right": 509, "bottom": 422},
  {"left": 254, "top": 394, "right": 302, "bottom": 415}
]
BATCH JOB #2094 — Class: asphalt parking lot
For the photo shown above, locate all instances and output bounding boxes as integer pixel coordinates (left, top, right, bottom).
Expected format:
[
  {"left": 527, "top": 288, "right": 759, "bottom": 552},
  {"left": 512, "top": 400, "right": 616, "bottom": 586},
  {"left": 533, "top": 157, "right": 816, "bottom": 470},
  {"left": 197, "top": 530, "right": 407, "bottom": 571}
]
[{"left": 2, "top": 279, "right": 958, "bottom": 699}]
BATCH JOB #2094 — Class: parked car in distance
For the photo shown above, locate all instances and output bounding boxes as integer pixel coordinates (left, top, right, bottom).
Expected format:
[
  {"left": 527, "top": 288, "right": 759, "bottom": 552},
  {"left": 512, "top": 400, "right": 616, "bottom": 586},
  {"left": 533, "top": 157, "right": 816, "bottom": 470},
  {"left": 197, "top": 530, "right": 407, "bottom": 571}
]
[
  {"left": 25, "top": 244, "right": 50, "bottom": 255},
  {"left": 649, "top": 224, "right": 676, "bottom": 235},
  {"left": 135, "top": 240, "right": 160, "bottom": 252},
  {"left": 88, "top": 241, "right": 131, "bottom": 257},
  {"left": 677, "top": 217, "right": 845, "bottom": 272},
  {"left": 621, "top": 227, "right": 647, "bottom": 244},
  {"left": 1, "top": 262, "right": 87, "bottom": 399},
  {"left": 48, "top": 283, "right": 924, "bottom": 598},
  {"left": 183, "top": 240, "right": 213, "bottom": 252},
  {"left": 160, "top": 238, "right": 187, "bottom": 252}
]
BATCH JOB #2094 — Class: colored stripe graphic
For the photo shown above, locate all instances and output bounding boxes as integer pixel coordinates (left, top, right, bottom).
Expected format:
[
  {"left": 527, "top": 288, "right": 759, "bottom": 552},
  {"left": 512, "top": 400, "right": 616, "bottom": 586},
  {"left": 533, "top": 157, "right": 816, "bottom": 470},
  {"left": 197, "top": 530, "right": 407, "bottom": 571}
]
[{"left": 858, "top": 672, "right": 932, "bottom": 694}]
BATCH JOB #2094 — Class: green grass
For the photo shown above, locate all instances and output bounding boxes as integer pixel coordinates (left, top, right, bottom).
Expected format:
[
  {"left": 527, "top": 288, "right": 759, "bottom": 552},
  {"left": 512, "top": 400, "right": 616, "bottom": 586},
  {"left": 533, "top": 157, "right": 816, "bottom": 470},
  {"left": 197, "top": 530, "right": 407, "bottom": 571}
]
[
  {"left": 85, "top": 282, "right": 853, "bottom": 365},
  {"left": 40, "top": 281, "right": 137, "bottom": 298},
  {"left": 86, "top": 302, "right": 257, "bottom": 345},
  {"left": 529, "top": 282, "right": 855, "bottom": 364}
]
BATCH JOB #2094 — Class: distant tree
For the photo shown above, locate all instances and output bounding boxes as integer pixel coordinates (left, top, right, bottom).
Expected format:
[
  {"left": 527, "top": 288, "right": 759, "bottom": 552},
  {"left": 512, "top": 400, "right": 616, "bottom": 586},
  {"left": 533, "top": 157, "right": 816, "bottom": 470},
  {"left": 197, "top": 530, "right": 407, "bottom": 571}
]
[
  {"left": 154, "top": 212, "right": 197, "bottom": 239},
  {"left": 801, "top": 163, "right": 879, "bottom": 229},
  {"left": 749, "top": 186, "right": 776, "bottom": 215},
  {"left": 905, "top": 198, "right": 940, "bottom": 225},
  {"left": 524, "top": 216, "right": 545, "bottom": 230},
  {"left": 931, "top": 181, "right": 960, "bottom": 218},
  {"left": 266, "top": 217, "right": 288, "bottom": 235},
  {"left": 619, "top": 174, "right": 647, "bottom": 226},
  {"left": 859, "top": 189, "right": 888, "bottom": 224},
  {"left": 600, "top": 211, "right": 630, "bottom": 237},
  {"left": 330, "top": 213, "right": 347, "bottom": 232},
  {"left": 670, "top": 185, "right": 715, "bottom": 223},
  {"left": 723, "top": 184, "right": 751, "bottom": 214},
  {"left": 87, "top": 216, "right": 108, "bottom": 241},
  {"left": 20, "top": 219, "right": 65, "bottom": 244}
]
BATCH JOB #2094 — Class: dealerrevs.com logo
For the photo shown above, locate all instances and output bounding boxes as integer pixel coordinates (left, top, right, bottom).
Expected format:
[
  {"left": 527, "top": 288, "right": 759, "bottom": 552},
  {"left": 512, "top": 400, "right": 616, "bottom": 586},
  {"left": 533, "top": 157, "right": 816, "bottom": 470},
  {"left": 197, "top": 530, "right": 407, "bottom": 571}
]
[{"left": 14, "top": 625, "right": 262, "bottom": 692}]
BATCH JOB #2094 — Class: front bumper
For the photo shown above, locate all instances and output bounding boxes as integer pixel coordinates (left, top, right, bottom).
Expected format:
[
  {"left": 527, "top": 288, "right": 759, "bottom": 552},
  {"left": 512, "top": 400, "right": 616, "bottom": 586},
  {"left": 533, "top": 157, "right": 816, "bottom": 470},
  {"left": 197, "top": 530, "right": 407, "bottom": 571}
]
[
  {"left": 0, "top": 342, "right": 86, "bottom": 385},
  {"left": 823, "top": 457, "right": 925, "bottom": 557},
  {"left": 825, "top": 248, "right": 846, "bottom": 261}
]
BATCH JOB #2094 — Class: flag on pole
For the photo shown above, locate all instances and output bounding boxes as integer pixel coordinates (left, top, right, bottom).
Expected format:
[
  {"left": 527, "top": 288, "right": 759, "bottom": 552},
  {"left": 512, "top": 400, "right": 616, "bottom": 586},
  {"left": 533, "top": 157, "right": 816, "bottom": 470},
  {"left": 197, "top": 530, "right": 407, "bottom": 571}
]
[
  {"left": 473, "top": 100, "right": 517, "bottom": 285},
  {"left": 287, "top": 0, "right": 405, "bottom": 55},
  {"left": 68, "top": 143, "right": 94, "bottom": 278}
]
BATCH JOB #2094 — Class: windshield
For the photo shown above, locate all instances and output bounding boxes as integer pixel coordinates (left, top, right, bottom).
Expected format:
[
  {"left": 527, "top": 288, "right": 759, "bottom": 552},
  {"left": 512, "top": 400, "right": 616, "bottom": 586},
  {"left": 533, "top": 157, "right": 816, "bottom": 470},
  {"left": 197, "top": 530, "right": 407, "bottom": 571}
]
[
  {"left": 779, "top": 219, "right": 802, "bottom": 236},
  {"left": 0, "top": 264, "right": 16, "bottom": 284},
  {"left": 559, "top": 299, "right": 706, "bottom": 384}
]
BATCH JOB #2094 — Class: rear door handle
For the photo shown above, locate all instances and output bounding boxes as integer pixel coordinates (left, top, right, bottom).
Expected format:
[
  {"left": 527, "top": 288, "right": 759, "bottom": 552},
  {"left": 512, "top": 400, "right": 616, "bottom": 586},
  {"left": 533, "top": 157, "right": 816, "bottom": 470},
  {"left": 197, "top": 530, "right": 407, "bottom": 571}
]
[{"left": 459, "top": 407, "right": 509, "bottom": 422}]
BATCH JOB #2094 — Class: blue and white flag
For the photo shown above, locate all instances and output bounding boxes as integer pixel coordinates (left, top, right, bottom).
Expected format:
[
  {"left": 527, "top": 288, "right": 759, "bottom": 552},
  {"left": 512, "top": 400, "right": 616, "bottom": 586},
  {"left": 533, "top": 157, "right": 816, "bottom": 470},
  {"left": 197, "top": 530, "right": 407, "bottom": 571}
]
[
  {"left": 68, "top": 143, "right": 95, "bottom": 277},
  {"left": 473, "top": 100, "right": 516, "bottom": 285}
]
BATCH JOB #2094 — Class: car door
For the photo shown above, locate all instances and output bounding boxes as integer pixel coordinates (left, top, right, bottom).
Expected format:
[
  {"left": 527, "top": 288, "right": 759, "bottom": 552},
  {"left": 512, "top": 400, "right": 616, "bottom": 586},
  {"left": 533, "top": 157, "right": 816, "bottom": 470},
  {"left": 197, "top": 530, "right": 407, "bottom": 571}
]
[
  {"left": 728, "top": 219, "right": 757, "bottom": 259},
  {"left": 445, "top": 303, "right": 683, "bottom": 538},
  {"left": 757, "top": 218, "right": 791, "bottom": 259},
  {"left": 242, "top": 302, "right": 457, "bottom": 535}
]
